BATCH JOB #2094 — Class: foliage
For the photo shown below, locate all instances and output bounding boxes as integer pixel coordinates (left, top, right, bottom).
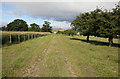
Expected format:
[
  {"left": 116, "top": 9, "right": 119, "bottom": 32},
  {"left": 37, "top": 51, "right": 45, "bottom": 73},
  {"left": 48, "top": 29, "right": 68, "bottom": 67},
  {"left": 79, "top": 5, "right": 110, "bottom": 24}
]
[
  {"left": 7, "top": 19, "right": 28, "bottom": 31},
  {"left": 2, "top": 33, "right": 48, "bottom": 46},
  {"left": 29, "top": 23, "right": 41, "bottom": 32},
  {"left": 57, "top": 30, "right": 76, "bottom": 36},
  {"left": 41, "top": 21, "right": 52, "bottom": 32},
  {"left": 56, "top": 31, "right": 64, "bottom": 34},
  {"left": 71, "top": 5, "right": 120, "bottom": 46},
  {"left": 2, "top": 26, "right": 8, "bottom": 31},
  {"left": 4, "top": 19, "right": 53, "bottom": 32},
  {"left": 63, "top": 30, "right": 76, "bottom": 36}
]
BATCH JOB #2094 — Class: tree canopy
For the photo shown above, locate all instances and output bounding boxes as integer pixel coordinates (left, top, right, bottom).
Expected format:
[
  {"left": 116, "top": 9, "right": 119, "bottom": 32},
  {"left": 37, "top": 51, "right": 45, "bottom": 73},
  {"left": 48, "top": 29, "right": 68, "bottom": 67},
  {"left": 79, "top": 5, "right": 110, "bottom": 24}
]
[
  {"left": 71, "top": 5, "right": 120, "bottom": 46},
  {"left": 29, "top": 23, "right": 40, "bottom": 32},
  {"left": 2, "top": 26, "right": 7, "bottom": 31},
  {"left": 7, "top": 19, "right": 28, "bottom": 31},
  {"left": 41, "top": 21, "right": 52, "bottom": 32}
]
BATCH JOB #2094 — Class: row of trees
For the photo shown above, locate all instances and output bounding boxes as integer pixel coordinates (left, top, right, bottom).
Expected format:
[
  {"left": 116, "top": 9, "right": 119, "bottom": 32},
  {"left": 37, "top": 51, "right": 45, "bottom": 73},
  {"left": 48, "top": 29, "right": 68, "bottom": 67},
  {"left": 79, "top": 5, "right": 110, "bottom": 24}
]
[
  {"left": 71, "top": 5, "right": 120, "bottom": 46},
  {"left": 57, "top": 29, "right": 76, "bottom": 36},
  {"left": 2, "top": 19, "right": 52, "bottom": 32}
]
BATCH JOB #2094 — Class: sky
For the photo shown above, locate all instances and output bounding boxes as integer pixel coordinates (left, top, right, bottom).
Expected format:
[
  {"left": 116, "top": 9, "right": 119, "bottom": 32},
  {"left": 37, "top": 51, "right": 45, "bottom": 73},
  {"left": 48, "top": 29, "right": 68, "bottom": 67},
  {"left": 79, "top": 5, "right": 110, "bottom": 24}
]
[{"left": 0, "top": 0, "right": 120, "bottom": 29}]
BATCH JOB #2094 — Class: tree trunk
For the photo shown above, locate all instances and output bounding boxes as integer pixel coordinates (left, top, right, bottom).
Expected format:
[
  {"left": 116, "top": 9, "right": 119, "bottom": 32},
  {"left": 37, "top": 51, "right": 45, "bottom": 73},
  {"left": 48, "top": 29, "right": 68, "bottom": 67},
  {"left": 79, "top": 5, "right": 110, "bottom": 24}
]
[
  {"left": 108, "top": 36, "right": 113, "bottom": 47},
  {"left": 87, "top": 35, "right": 89, "bottom": 42}
]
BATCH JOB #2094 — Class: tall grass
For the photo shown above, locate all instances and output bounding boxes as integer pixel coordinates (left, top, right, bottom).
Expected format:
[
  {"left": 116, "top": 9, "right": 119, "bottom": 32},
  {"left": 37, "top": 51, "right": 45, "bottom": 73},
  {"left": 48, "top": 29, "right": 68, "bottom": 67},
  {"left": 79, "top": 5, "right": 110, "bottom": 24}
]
[{"left": 2, "top": 31, "right": 51, "bottom": 46}]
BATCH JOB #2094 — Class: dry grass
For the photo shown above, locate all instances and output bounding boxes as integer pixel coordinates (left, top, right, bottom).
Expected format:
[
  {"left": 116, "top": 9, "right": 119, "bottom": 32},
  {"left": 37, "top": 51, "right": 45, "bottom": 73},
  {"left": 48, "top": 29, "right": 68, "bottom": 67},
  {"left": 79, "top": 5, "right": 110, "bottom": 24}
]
[
  {"left": 2, "top": 31, "right": 51, "bottom": 34},
  {"left": 52, "top": 29, "right": 65, "bottom": 32}
]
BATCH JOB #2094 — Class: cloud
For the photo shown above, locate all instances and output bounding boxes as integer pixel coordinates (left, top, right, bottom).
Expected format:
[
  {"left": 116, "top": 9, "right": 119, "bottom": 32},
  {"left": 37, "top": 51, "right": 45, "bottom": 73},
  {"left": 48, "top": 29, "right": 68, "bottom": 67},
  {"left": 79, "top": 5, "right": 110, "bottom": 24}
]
[
  {"left": 48, "top": 20, "right": 71, "bottom": 29},
  {"left": 2, "top": 1, "right": 119, "bottom": 29},
  {"left": 4, "top": 2, "right": 118, "bottom": 22},
  {"left": 118, "top": 1, "right": 120, "bottom": 6},
  {"left": 2, "top": 0, "right": 120, "bottom": 2},
  {"left": 0, "top": 20, "right": 9, "bottom": 26},
  {"left": 3, "top": 11, "right": 22, "bottom": 17}
]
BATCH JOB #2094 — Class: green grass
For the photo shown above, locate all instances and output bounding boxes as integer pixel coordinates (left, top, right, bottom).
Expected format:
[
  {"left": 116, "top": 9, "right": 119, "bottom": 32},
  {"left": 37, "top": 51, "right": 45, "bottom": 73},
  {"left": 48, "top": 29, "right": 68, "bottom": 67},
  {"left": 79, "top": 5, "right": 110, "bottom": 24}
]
[
  {"left": 59, "top": 35, "right": 119, "bottom": 77},
  {"left": 2, "top": 35, "right": 52, "bottom": 77},
  {"left": 2, "top": 34, "right": 119, "bottom": 77},
  {"left": 2, "top": 33, "right": 49, "bottom": 46}
]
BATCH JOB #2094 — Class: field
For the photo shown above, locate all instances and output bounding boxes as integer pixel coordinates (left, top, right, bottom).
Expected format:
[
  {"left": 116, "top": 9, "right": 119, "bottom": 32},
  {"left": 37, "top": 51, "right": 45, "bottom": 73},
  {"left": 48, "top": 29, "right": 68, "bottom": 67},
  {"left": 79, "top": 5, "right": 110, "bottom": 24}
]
[
  {"left": 1, "top": 31, "right": 51, "bottom": 46},
  {"left": 2, "top": 31, "right": 51, "bottom": 34},
  {"left": 2, "top": 34, "right": 119, "bottom": 77},
  {"left": 52, "top": 29, "right": 65, "bottom": 33}
]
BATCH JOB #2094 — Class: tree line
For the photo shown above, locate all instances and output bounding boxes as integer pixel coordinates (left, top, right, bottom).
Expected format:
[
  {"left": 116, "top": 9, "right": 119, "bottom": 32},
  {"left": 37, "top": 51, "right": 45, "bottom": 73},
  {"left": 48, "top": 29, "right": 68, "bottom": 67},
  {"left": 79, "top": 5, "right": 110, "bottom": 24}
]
[
  {"left": 1, "top": 19, "right": 52, "bottom": 33},
  {"left": 57, "top": 29, "right": 76, "bottom": 36},
  {"left": 71, "top": 5, "right": 120, "bottom": 46}
]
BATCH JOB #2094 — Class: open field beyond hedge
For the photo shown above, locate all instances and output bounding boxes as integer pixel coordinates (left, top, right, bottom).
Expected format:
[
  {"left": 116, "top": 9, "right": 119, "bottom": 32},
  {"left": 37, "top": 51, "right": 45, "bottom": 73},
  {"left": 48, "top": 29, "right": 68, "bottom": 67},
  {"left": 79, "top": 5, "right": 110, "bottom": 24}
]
[
  {"left": 2, "top": 34, "right": 119, "bottom": 77},
  {"left": 1, "top": 31, "right": 51, "bottom": 46}
]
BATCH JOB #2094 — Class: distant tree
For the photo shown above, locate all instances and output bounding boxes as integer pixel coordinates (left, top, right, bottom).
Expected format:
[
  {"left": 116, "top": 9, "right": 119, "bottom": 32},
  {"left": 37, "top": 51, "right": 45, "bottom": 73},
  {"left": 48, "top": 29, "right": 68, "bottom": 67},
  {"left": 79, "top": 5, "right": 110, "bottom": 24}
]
[
  {"left": 63, "top": 29, "right": 76, "bottom": 36},
  {"left": 56, "top": 31, "right": 63, "bottom": 34},
  {"left": 2, "top": 26, "right": 7, "bottom": 31},
  {"left": 30, "top": 23, "right": 40, "bottom": 32},
  {"left": 41, "top": 21, "right": 52, "bottom": 32},
  {"left": 28, "top": 27, "right": 32, "bottom": 31},
  {"left": 7, "top": 19, "right": 28, "bottom": 31}
]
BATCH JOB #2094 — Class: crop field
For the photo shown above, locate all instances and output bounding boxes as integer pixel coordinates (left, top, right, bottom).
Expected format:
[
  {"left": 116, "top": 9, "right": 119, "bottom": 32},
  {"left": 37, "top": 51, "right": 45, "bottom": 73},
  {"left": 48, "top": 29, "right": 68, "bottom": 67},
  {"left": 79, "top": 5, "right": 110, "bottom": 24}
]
[
  {"left": 2, "top": 31, "right": 51, "bottom": 34},
  {"left": 2, "top": 34, "right": 119, "bottom": 77},
  {"left": 1, "top": 31, "right": 51, "bottom": 46}
]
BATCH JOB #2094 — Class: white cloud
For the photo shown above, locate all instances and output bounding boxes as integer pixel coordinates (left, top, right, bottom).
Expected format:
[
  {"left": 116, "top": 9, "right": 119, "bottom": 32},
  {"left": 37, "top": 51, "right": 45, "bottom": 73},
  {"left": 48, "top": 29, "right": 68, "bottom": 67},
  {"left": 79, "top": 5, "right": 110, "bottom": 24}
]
[
  {"left": 0, "top": 20, "right": 9, "bottom": 26},
  {"left": 118, "top": 1, "right": 120, "bottom": 6},
  {"left": 3, "top": 11, "right": 22, "bottom": 17},
  {"left": 48, "top": 20, "right": 71, "bottom": 29},
  {"left": 2, "top": 0, "right": 120, "bottom": 2},
  {"left": 4, "top": 2, "right": 118, "bottom": 22},
  {"left": 2, "top": 1, "right": 119, "bottom": 29}
]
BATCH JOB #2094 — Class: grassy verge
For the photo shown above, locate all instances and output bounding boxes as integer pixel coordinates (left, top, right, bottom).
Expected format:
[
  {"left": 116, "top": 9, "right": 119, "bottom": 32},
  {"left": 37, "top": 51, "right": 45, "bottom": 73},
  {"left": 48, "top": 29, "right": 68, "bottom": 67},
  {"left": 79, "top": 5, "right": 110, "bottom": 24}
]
[
  {"left": 2, "top": 34, "right": 52, "bottom": 77},
  {"left": 2, "top": 34, "right": 118, "bottom": 77},
  {"left": 58, "top": 35, "right": 118, "bottom": 77}
]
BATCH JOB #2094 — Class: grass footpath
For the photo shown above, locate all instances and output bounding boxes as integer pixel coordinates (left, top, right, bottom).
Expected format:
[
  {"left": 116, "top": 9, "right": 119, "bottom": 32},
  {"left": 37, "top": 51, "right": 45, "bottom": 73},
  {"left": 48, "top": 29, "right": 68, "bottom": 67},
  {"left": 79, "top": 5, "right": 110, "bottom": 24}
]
[
  {"left": 58, "top": 35, "right": 118, "bottom": 77},
  {"left": 2, "top": 34, "right": 119, "bottom": 77},
  {"left": 2, "top": 34, "right": 52, "bottom": 77}
]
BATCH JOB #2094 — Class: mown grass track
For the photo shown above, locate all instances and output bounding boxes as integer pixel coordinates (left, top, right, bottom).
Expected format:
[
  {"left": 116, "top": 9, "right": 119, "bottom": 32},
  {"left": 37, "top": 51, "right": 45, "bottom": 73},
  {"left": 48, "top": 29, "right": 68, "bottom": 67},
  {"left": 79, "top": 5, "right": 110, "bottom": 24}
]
[{"left": 2, "top": 34, "right": 118, "bottom": 77}]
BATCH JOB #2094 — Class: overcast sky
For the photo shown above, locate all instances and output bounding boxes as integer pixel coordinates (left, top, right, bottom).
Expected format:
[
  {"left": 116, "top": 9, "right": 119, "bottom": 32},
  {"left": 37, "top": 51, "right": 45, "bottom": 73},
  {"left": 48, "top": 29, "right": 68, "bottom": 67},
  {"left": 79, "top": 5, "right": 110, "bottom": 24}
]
[{"left": 1, "top": 0, "right": 120, "bottom": 29}]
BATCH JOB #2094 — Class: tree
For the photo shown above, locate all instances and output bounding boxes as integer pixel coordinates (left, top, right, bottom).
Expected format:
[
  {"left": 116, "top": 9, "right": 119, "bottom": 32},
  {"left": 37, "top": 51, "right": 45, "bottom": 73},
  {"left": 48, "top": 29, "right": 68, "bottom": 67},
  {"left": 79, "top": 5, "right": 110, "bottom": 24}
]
[
  {"left": 71, "top": 9, "right": 102, "bottom": 41},
  {"left": 97, "top": 5, "right": 120, "bottom": 46},
  {"left": 30, "top": 23, "right": 40, "bottom": 32},
  {"left": 7, "top": 19, "right": 28, "bottom": 31},
  {"left": 41, "top": 21, "right": 52, "bottom": 32},
  {"left": 71, "top": 5, "right": 120, "bottom": 46},
  {"left": 2, "top": 26, "right": 7, "bottom": 31},
  {"left": 62, "top": 29, "right": 76, "bottom": 36},
  {"left": 71, "top": 16, "right": 81, "bottom": 31},
  {"left": 56, "top": 31, "right": 63, "bottom": 34}
]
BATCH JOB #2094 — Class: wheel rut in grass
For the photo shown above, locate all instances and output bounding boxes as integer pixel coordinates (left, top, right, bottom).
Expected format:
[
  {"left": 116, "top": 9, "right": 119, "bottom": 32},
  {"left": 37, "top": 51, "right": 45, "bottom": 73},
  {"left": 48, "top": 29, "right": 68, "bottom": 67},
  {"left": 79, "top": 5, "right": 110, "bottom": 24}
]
[
  {"left": 23, "top": 36, "right": 53, "bottom": 77},
  {"left": 23, "top": 35, "right": 77, "bottom": 77},
  {"left": 59, "top": 35, "right": 95, "bottom": 77},
  {"left": 57, "top": 36, "right": 77, "bottom": 77}
]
